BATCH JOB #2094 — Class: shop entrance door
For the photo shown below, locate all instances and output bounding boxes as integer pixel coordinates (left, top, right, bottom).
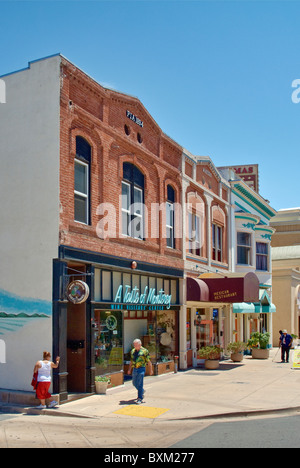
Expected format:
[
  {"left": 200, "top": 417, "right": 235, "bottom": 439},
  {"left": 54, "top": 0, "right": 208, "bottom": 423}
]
[
  {"left": 66, "top": 302, "right": 87, "bottom": 393},
  {"left": 196, "top": 320, "right": 213, "bottom": 364}
]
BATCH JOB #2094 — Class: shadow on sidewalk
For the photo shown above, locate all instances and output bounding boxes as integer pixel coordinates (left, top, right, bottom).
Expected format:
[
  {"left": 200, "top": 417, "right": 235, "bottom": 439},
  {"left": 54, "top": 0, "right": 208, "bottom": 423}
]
[
  {"left": 185, "top": 361, "right": 245, "bottom": 374},
  {"left": 119, "top": 399, "right": 137, "bottom": 406}
]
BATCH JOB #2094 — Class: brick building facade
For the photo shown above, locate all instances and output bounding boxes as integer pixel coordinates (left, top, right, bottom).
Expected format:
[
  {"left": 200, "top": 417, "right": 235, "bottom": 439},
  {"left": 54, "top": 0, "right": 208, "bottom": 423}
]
[
  {"left": 0, "top": 54, "right": 276, "bottom": 400},
  {"left": 56, "top": 57, "right": 185, "bottom": 398}
]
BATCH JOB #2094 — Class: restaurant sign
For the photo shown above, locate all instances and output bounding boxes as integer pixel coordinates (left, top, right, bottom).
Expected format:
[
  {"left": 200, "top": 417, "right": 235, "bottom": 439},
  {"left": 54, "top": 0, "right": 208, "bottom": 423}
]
[
  {"left": 112, "top": 285, "right": 172, "bottom": 310},
  {"left": 187, "top": 272, "right": 259, "bottom": 304}
]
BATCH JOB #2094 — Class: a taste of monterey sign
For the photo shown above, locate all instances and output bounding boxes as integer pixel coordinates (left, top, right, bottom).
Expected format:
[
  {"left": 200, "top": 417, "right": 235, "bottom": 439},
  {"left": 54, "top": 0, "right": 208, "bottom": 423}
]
[{"left": 112, "top": 285, "right": 172, "bottom": 310}]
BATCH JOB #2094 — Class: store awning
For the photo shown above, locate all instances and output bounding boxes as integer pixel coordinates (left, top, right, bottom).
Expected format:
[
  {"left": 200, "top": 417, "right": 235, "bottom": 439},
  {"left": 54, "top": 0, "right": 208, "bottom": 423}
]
[
  {"left": 186, "top": 277, "right": 209, "bottom": 302},
  {"left": 261, "top": 303, "right": 276, "bottom": 313},
  {"left": 255, "top": 290, "right": 276, "bottom": 314},
  {"left": 233, "top": 302, "right": 255, "bottom": 314},
  {"left": 187, "top": 272, "right": 259, "bottom": 304},
  {"left": 233, "top": 290, "right": 276, "bottom": 314}
]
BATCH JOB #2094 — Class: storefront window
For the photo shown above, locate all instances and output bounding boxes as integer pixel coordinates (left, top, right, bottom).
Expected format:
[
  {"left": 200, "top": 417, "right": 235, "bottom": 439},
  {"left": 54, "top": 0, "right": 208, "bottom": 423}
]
[
  {"left": 124, "top": 309, "right": 178, "bottom": 364},
  {"left": 157, "top": 310, "right": 178, "bottom": 361},
  {"left": 94, "top": 310, "right": 123, "bottom": 376}
]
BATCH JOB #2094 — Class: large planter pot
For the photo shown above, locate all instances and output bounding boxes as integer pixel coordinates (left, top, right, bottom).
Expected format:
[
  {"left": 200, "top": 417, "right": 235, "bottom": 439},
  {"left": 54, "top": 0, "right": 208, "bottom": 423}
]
[
  {"left": 231, "top": 353, "right": 244, "bottom": 362},
  {"left": 204, "top": 360, "right": 220, "bottom": 370},
  {"left": 252, "top": 348, "right": 270, "bottom": 360},
  {"left": 95, "top": 381, "right": 109, "bottom": 394}
]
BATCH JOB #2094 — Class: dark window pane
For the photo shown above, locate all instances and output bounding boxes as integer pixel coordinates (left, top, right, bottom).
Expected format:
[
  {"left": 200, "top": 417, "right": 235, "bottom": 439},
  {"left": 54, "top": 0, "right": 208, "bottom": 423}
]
[
  {"left": 75, "top": 194, "right": 87, "bottom": 224},
  {"left": 76, "top": 136, "right": 91, "bottom": 163}
]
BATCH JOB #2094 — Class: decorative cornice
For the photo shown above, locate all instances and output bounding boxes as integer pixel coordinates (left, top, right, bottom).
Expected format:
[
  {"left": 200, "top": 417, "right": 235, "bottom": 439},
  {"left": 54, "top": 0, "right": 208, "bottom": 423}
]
[{"left": 231, "top": 181, "right": 277, "bottom": 219}]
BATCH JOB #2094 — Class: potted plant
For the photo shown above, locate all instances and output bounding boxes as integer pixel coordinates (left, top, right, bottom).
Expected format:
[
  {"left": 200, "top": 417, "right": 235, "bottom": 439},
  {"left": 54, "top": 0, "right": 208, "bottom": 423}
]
[
  {"left": 247, "top": 332, "right": 270, "bottom": 359},
  {"left": 95, "top": 375, "right": 111, "bottom": 394},
  {"left": 227, "top": 341, "right": 246, "bottom": 362},
  {"left": 198, "top": 346, "right": 222, "bottom": 370}
]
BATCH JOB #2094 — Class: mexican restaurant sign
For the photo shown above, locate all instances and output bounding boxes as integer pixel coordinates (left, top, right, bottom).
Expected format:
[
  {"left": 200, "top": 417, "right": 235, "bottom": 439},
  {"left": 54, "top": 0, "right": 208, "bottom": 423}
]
[
  {"left": 187, "top": 272, "right": 259, "bottom": 303},
  {"left": 112, "top": 285, "right": 172, "bottom": 310}
]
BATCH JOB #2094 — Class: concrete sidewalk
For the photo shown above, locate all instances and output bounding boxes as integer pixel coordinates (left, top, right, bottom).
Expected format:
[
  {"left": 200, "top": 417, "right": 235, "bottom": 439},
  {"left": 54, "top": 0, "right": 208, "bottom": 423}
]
[{"left": 3, "top": 348, "right": 300, "bottom": 421}]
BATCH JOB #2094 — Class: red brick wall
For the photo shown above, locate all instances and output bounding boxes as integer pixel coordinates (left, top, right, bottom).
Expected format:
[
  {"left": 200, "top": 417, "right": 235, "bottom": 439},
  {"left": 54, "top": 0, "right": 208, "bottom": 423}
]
[{"left": 59, "top": 58, "right": 184, "bottom": 270}]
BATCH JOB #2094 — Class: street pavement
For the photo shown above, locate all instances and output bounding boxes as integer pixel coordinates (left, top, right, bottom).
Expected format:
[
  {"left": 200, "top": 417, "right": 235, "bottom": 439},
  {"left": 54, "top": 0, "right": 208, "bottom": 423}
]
[{"left": 1, "top": 348, "right": 300, "bottom": 448}]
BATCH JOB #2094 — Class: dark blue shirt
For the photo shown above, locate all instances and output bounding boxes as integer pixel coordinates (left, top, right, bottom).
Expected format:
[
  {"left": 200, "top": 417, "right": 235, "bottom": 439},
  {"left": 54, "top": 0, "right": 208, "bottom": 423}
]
[{"left": 280, "top": 334, "right": 293, "bottom": 347}]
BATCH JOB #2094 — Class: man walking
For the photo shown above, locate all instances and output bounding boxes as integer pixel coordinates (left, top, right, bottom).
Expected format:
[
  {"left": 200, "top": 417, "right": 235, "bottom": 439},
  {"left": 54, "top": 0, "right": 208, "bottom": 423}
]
[
  {"left": 128, "top": 338, "right": 153, "bottom": 404},
  {"left": 280, "top": 330, "right": 293, "bottom": 363}
]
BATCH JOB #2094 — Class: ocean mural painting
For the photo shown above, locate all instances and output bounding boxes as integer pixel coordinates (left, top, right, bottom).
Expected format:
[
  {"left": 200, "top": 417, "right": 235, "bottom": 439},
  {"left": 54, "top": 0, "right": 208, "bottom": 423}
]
[{"left": 0, "top": 288, "right": 51, "bottom": 336}]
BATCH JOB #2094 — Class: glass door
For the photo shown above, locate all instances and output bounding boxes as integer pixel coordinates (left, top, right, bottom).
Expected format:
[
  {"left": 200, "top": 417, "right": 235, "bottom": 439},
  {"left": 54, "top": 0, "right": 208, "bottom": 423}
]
[{"left": 196, "top": 320, "right": 213, "bottom": 365}]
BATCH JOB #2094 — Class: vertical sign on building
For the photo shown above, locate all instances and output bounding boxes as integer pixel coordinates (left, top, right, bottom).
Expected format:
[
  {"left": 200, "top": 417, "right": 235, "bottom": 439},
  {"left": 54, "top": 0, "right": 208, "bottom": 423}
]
[{"left": 232, "top": 165, "right": 259, "bottom": 193}]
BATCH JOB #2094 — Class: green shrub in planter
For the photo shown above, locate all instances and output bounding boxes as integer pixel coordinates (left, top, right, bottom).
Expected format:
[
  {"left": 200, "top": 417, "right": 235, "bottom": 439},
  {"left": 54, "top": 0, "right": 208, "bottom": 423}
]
[
  {"left": 95, "top": 375, "right": 111, "bottom": 383},
  {"left": 198, "top": 346, "right": 223, "bottom": 370},
  {"left": 247, "top": 332, "right": 270, "bottom": 350},
  {"left": 227, "top": 341, "right": 246, "bottom": 362},
  {"left": 198, "top": 346, "right": 222, "bottom": 360},
  {"left": 95, "top": 375, "right": 111, "bottom": 394},
  {"left": 247, "top": 332, "right": 271, "bottom": 360},
  {"left": 227, "top": 341, "right": 247, "bottom": 354}
]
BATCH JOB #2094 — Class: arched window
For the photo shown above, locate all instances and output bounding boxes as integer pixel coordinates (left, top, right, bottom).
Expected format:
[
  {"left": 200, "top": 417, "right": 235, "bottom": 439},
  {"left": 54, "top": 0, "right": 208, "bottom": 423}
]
[
  {"left": 74, "top": 136, "right": 91, "bottom": 225},
  {"left": 122, "top": 163, "right": 144, "bottom": 240},
  {"left": 166, "top": 185, "right": 175, "bottom": 249},
  {"left": 212, "top": 206, "right": 225, "bottom": 262},
  {"left": 187, "top": 193, "right": 205, "bottom": 257}
]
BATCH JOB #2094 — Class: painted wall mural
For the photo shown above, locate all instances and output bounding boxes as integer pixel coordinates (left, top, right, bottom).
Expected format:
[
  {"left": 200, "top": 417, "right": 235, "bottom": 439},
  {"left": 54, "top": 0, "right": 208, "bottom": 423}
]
[{"left": 0, "top": 288, "right": 51, "bottom": 336}]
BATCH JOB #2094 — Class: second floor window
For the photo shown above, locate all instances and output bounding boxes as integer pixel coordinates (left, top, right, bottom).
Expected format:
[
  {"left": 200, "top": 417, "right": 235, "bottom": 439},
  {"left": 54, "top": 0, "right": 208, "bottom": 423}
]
[
  {"left": 166, "top": 185, "right": 175, "bottom": 249},
  {"left": 237, "top": 232, "right": 251, "bottom": 265},
  {"left": 256, "top": 242, "right": 268, "bottom": 271},
  {"left": 74, "top": 136, "right": 91, "bottom": 225},
  {"left": 188, "top": 213, "right": 201, "bottom": 256},
  {"left": 212, "top": 224, "right": 222, "bottom": 262},
  {"left": 122, "top": 163, "right": 144, "bottom": 240}
]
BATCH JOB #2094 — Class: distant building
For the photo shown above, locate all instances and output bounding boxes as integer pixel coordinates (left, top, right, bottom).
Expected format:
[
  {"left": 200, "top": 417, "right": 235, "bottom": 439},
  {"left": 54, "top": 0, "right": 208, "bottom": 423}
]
[{"left": 271, "top": 208, "right": 300, "bottom": 344}]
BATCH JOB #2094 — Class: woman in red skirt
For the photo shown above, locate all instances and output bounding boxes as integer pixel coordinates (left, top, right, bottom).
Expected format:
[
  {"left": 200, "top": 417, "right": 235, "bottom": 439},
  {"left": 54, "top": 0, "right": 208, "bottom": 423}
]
[{"left": 33, "top": 351, "right": 60, "bottom": 409}]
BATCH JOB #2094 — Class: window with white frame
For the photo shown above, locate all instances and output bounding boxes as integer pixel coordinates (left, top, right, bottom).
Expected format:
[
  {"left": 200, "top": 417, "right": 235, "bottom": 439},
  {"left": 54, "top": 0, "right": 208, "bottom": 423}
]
[
  {"left": 237, "top": 232, "right": 252, "bottom": 265},
  {"left": 121, "top": 163, "right": 144, "bottom": 240},
  {"left": 122, "top": 181, "right": 131, "bottom": 237},
  {"left": 188, "top": 213, "right": 201, "bottom": 256},
  {"left": 166, "top": 185, "right": 175, "bottom": 249},
  {"left": 74, "top": 136, "right": 91, "bottom": 225},
  {"left": 132, "top": 186, "right": 143, "bottom": 240},
  {"left": 256, "top": 242, "right": 268, "bottom": 271},
  {"left": 212, "top": 224, "right": 222, "bottom": 262}
]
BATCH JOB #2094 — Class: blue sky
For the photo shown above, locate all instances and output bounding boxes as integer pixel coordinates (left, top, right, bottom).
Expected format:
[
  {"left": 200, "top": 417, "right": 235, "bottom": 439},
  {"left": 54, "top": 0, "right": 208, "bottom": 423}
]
[{"left": 1, "top": 0, "right": 300, "bottom": 211}]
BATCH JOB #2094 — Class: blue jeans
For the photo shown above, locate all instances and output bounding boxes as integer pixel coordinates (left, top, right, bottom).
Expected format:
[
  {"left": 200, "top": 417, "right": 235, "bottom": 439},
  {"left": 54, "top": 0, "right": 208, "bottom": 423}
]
[{"left": 132, "top": 367, "right": 145, "bottom": 400}]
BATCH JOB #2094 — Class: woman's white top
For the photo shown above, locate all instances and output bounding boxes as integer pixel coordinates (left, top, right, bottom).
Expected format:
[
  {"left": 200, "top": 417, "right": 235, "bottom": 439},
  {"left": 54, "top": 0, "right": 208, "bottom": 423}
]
[{"left": 37, "top": 360, "right": 52, "bottom": 382}]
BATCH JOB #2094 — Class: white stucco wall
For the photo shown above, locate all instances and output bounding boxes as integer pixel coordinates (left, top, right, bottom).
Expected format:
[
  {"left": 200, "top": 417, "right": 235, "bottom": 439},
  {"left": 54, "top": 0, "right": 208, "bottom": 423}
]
[{"left": 0, "top": 55, "right": 61, "bottom": 391}]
